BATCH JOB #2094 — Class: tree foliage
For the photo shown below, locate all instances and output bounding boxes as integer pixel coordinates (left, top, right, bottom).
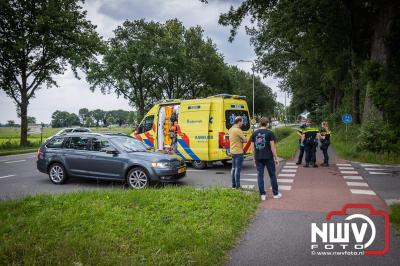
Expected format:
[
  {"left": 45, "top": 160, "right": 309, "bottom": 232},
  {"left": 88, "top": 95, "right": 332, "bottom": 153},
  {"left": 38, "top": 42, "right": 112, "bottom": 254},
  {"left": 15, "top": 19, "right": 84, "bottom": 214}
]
[
  {"left": 215, "top": 0, "right": 400, "bottom": 127},
  {"left": 0, "top": 0, "right": 102, "bottom": 146}
]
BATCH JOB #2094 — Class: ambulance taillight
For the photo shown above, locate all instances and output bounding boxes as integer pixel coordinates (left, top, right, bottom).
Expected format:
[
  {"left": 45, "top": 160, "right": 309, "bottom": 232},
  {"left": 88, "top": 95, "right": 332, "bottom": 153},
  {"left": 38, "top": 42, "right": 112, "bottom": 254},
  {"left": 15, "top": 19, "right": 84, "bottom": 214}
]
[{"left": 219, "top": 132, "right": 230, "bottom": 149}]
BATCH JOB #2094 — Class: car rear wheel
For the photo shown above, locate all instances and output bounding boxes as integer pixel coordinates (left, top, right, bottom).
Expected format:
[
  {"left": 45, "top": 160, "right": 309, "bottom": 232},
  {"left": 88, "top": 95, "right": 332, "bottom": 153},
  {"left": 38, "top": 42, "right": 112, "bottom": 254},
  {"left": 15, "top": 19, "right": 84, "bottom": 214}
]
[
  {"left": 192, "top": 160, "right": 206, "bottom": 169},
  {"left": 127, "top": 167, "right": 149, "bottom": 189},
  {"left": 48, "top": 163, "right": 68, "bottom": 184}
]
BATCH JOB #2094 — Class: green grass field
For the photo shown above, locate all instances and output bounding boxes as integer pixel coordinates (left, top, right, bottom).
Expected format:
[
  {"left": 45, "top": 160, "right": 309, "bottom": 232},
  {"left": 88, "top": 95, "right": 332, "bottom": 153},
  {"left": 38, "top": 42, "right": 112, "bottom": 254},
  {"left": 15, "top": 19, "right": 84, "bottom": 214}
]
[
  {"left": 276, "top": 131, "right": 299, "bottom": 159},
  {"left": 0, "top": 127, "right": 134, "bottom": 155},
  {"left": 0, "top": 187, "right": 258, "bottom": 265},
  {"left": 390, "top": 204, "right": 400, "bottom": 234}
]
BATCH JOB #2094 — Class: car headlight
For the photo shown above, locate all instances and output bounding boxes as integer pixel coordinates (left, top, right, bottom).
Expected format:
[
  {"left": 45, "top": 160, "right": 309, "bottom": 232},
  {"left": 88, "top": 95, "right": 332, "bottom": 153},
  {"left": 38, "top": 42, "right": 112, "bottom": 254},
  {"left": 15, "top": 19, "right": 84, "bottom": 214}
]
[{"left": 152, "top": 162, "right": 171, "bottom": 168}]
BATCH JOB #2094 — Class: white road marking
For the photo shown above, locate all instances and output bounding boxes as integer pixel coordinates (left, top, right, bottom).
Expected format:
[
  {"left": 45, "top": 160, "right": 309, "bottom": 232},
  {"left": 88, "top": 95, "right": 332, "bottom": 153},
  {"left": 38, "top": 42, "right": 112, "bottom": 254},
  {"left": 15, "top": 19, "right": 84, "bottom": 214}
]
[
  {"left": 338, "top": 167, "right": 355, "bottom": 170},
  {"left": 343, "top": 176, "right": 363, "bottom": 180},
  {"left": 346, "top": 182, "right": 369, "bottom": 187},
  {"left": 277, "top": 179, "right": 294, "bottom": 183},
  {"left": 244, "top": 173, "right": 257, "bottom": 176},
  {"left": 186, "top": 169, "right": 205, "bottom": 172},
  {"left": 369, "top": 172, "right": 390, "bottom": 175},
  {"left": 364, "top": 168, "right": 388, "bottom": 171},
  {"left": 281, "top": 169, "right": 297, "bottom": 173},
  {"left": 241, "top": 178, "right": 257, "bottom": 182},
  {"left": 336, "top": 163, "right": 352, "bottom": 166},
  {"left": 340, "top": 170, "right": 358, "bottom": 174},
  {"left": 350, "top": 189, "right": 376, "bottom": 195},
  {"left": 0, "top": 174, "right": 16, "bottom": 179},
  {"left": 360, "top": 164, "right": 381, "bottom": 167},
  {"left": 242, "top": 184, "right": 255, "bottom": 189},
  {"left": 286, "top": 162, "right": 296, "bottom": 165},
  {"left": 283, "top": 165, "right": 298, "bottom": 169},
  {"left": 277, "top": 185, "right": 291, "bottom": 191},
  {"left": 4, "top": 160, "right": 26, "bottom": 164},
  {"left": 278, "top": 173, "right": 295, "bottom": 177}
]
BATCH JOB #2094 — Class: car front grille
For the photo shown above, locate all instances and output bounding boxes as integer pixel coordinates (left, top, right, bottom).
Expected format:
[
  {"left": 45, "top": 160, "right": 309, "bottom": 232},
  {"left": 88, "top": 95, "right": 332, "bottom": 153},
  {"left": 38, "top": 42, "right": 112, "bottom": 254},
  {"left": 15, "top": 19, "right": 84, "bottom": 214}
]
[{"left": 171, "top": 160, "right": 184, "bottom": 169}]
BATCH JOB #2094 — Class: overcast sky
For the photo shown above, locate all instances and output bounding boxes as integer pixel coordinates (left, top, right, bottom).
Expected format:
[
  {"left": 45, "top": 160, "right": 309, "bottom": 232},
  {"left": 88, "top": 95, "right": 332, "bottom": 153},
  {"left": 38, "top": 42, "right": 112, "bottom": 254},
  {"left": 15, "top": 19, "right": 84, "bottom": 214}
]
[{"left": 0, "top": 0, "right": 287, "bottom": 124}]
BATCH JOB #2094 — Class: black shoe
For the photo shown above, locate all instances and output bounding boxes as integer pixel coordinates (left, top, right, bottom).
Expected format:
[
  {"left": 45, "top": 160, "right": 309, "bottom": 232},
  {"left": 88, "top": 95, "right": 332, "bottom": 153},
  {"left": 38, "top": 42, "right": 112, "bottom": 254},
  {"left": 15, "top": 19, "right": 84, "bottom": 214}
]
[
  {"left": 296, "top": 161, "right": 302, "bottom": 165},
  {"left": 313, "top": 164, "right": 318, "bottom": 168},
  {"left": 321, "top": 163, "right": 329, "bottom": 167},
  {"left": 304, "top": 164, "right": 310, "bottom": 168}
]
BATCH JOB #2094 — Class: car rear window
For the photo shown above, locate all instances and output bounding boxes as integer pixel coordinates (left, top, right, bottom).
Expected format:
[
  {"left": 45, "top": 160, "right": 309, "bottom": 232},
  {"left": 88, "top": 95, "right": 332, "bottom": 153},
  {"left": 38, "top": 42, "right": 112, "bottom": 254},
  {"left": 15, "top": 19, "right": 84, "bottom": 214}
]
[
  {"left": 46, "top": 137, "right": 65, "bottom": 148},
  {"left": 225, "top": 110, "right": 250, "bottom": 131}
]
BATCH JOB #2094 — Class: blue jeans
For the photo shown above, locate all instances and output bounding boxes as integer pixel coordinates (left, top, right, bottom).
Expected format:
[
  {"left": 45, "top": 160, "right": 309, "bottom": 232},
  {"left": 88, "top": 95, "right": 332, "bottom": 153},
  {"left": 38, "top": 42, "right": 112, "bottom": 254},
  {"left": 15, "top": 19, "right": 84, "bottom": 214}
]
[
  {"left": 231, "top": 154, "right": 244, "bottom": 188},
  {"left": 256, "top": 159, "right": 279, "bottom": 196}
]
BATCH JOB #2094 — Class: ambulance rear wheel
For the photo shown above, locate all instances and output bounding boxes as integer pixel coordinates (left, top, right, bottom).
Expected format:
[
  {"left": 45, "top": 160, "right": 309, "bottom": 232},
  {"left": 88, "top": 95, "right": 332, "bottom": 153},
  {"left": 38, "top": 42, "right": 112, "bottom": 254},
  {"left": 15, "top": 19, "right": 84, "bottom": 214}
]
[
  {"left": 192, "top": 160, "right": 206, "bottom": 169},
  {"left": 221, "top": 160, "right": 231, "bottom": 166}
]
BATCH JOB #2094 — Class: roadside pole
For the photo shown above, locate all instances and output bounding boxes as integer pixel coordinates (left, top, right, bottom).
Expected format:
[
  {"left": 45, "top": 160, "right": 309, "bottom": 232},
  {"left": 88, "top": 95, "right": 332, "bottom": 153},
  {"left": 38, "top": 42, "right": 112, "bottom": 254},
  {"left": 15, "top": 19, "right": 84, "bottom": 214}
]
[{"left": 342, "top": 114, "right": 352, "bottom": 143}]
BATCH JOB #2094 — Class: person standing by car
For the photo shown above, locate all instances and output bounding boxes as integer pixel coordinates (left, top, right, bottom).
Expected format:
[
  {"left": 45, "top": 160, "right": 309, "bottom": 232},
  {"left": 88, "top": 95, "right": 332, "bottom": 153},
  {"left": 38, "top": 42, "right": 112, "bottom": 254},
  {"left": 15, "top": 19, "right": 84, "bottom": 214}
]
[
  {"left": 251, "top": 117, "right": 281, "bottom": 201},
  {"left": 229, "top": 116, "right": 247, "bottom": 189},
  {"left": 320, "top": 121, "right": 331, "bottom": 166}
]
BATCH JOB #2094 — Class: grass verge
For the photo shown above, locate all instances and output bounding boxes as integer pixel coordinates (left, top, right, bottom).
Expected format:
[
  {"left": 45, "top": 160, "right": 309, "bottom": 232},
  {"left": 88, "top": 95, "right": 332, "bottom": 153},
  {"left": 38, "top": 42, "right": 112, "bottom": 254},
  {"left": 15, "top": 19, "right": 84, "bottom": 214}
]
[
  {"left": 276, "top": 131, "right": 299, "bottom": 159},
  {"left": 390, "top": 203, "right": 400, "bottom": 234},
  {"left": 331, "top": 125, "right": 400, "bottom": 165},
  {"left": 0, "top": 187, "right": 258, "bottom": 265}
]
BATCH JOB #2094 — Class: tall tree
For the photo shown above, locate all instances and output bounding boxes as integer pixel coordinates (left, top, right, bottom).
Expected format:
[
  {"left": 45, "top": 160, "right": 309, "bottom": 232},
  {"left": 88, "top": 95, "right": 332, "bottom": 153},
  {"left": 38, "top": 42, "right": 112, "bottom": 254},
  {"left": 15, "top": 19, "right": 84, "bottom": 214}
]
[
  {"left": 78, "top": 108, "right": 90, "bottom": 124},
  {"left": 0, "top": 0, "right": 102, "bottom": 146},
  {"left": 90, "top": 109, "right": 105, "bottom": 127}
]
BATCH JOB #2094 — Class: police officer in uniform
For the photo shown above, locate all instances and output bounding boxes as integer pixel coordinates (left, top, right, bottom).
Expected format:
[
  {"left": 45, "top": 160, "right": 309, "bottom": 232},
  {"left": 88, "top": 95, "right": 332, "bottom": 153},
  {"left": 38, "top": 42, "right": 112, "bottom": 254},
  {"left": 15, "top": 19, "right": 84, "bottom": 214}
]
[
  {"left": 320, "top": 121, "right": 331, "bottom": 166},
  {"left": 301, "top": 119, "right": 320, "bottom": 168},
  {"left": 296, "top": 123, "right": 307, "bottom": 165}
]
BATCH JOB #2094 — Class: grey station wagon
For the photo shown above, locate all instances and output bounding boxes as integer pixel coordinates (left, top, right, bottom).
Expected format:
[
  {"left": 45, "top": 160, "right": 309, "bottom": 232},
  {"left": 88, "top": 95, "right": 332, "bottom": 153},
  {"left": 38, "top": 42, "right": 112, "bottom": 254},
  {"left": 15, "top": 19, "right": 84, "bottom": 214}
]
[{"left": 36, "top": 133, "right": 186, "bottom": 189}]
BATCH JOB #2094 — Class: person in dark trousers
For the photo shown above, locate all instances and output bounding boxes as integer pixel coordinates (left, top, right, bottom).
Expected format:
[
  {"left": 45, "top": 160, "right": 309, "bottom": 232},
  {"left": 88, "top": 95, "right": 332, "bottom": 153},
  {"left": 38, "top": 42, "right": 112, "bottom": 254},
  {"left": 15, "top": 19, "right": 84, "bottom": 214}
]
[
  {"left": 296, "top": 123, "right": 307, "bottom": 165},
  {"left": 251, "top": 117, "right": 281, "bottom": 201},
  {"left": 301, "top": 119, "right": 320, "bottom": 168},
  {"left": 320, "top": 121, "right": 331, "bottom": 166},
  {"left": 229, "top": 116, "right": 247, "bottom": 189},
  {"left": 169, "top": 120, "right": 180, "bottom": 153}
]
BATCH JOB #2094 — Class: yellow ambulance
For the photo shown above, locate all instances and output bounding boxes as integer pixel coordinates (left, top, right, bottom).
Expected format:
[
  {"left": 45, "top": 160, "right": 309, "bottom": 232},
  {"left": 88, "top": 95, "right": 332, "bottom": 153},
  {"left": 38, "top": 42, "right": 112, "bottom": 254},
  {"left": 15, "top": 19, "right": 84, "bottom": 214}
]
[{"left": 132, "top": 94, "right": 252, "bottom": 169}]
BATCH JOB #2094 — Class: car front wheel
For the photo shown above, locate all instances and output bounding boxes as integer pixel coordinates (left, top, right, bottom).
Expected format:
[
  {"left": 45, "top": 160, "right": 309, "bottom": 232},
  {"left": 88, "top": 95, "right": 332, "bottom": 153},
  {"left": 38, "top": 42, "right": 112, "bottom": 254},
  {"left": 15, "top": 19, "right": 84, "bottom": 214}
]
[
  {"left": 127, "top": 167, "right": 149, "bottom": 189},
  {"left": 48, "top": 163, "right": 68, "bottom": 184}
]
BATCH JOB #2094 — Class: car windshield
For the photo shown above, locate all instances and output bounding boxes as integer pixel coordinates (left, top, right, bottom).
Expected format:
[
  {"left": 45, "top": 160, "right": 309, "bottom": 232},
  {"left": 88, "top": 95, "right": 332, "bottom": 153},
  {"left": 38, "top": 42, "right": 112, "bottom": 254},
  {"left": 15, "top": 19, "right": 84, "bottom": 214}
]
[{"left": 111, "top": 136, "right": 148, "bottom": 152}]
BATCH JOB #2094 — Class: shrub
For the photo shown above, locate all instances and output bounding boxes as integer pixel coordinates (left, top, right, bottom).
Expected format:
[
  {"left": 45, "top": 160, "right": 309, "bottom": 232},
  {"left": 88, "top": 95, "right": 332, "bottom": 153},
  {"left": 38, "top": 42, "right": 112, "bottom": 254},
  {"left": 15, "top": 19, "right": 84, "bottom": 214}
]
[
  {"left": 356, "top": 121, "right": 399, "bottom": 153},
  {"left": 272, "top": 127, "right": 294, "bottom": 142}
]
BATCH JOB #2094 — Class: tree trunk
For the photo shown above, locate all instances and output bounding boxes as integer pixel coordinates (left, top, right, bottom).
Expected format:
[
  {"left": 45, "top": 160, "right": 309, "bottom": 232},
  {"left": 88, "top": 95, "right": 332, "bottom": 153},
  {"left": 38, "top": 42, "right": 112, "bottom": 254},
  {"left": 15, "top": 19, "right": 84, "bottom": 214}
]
[
  {"left": 362, "top": 1, "right": 396, "bottom": 123},
  {"left": 19, "top": 96, "right": 29, "bottom": 147}
]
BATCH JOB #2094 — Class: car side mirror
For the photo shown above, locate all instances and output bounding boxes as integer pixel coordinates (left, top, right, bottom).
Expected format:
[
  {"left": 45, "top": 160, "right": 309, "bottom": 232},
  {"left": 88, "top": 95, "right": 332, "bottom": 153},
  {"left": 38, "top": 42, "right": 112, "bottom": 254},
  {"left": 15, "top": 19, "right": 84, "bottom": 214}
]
[{"left": 103, "top": 147, "right": 119, "bottom": 154}]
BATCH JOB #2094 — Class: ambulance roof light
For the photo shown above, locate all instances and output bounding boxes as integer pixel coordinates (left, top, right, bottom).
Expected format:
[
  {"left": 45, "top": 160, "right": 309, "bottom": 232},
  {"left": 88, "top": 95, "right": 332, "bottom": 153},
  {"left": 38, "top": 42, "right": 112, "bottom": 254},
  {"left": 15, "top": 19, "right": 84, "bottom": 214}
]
[{"left": 209, "top": 94, "right": 247, "bottom": 99}]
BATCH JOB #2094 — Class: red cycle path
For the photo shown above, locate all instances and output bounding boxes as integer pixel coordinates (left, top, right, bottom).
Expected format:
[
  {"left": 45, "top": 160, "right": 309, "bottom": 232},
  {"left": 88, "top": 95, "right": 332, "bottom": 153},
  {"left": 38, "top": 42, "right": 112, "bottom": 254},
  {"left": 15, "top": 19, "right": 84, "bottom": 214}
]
[{"left": 261, "top": 149, "right": 388, "bottom": 213}]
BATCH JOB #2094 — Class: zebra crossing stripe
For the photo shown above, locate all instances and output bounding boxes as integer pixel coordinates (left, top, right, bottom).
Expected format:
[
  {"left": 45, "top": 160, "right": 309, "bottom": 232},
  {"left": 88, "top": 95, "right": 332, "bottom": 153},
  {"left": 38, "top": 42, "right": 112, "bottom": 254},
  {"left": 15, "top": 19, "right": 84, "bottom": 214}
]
[
  {"left": 346, "top": 182, "right": 369, "bottom": 187},
  {"left": 279, "top": 173, "right": 295, "bottom": 177},
  {"left": 277, "top": 179, "right": 294, "bottom": 183},
  {"left": 350, "top": 189, "right": 376, "bottom": 195},
  {"left": 340, "top": 171, "right": 358, "bottom": 174},
  {"left": 343, "top": 176, "right": 363, "bottom": 180},
  {"left": 336, "top": 163, "right": 352, "bottom": 166}
]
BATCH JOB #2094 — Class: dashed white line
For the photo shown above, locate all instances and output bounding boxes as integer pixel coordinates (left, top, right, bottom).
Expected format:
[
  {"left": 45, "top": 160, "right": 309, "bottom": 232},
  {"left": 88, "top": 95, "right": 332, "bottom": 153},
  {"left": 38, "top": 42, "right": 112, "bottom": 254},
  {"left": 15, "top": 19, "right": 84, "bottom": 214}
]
[
  {"left": 241, "top": 178, "right": 257, "bottom": 182},
  {"left": 277, "top": 179, "right": 294, "bottom": 183},
  {"left": 346, "top": 182, "right": 369, "bottom": 187},
  {"left": 360, "top": 164, "right": 381, "bottom": 167},
  {"left": 336, "top": 163, "right": 352, "bottom": 166},
  {"left": 278, "top": 173, "right": 295, "bottom": 177},
  {"left": 244, "top": 173, "right": 257, "bottom": 176},
  {"left": 4, "top": 160, "right": 26, "bottom": 164},
  {"left": 364, "top": 168, "right": 388, "bottom": 171},
  {"left": 283, "top": 165, "right": 298, "bottom": 169},
  {"left": 281, "top": 169, "right": 297, "bottom": 173},
  {"left": 369, "top": 172, "right": 390, "bottom": 175},
  {"left": 242, "top": 184, "right": 255, "bottom": 189},
  {"left": 186, "top": 169, "right": 205, "bottom": 172},
  {"left": 343, "top": 176, "right": 363, "bottom": 180},
  {"left": 0, "top": 174, "right": 16, "bottom": 179},
  {"left": 277, "top": 185, "right": 292, "bottom": 191},
  {"left": 350, "top": 189, "right": 376, "bottom": 195},
  {"left": 338, "top": 167, "right": 355, "bottom": 170},
  {"left": 340, "top": 170, "right": 358, "bottom": 174}
]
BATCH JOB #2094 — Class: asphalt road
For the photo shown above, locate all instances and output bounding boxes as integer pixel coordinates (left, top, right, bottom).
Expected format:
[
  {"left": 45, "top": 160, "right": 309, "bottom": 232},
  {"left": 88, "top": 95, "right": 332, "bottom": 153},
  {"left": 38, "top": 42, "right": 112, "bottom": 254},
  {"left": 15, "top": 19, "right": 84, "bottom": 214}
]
[{"left": 0, "top": 152, "right": 274, "bottom": 200}]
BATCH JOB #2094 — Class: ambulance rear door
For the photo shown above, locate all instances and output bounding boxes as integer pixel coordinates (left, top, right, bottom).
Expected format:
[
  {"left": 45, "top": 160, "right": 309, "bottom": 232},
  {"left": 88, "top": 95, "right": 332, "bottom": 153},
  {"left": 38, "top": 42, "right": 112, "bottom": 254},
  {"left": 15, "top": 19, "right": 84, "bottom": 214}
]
[{"left": 178, "top": 101, "right": 210, "bottom": 161}]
